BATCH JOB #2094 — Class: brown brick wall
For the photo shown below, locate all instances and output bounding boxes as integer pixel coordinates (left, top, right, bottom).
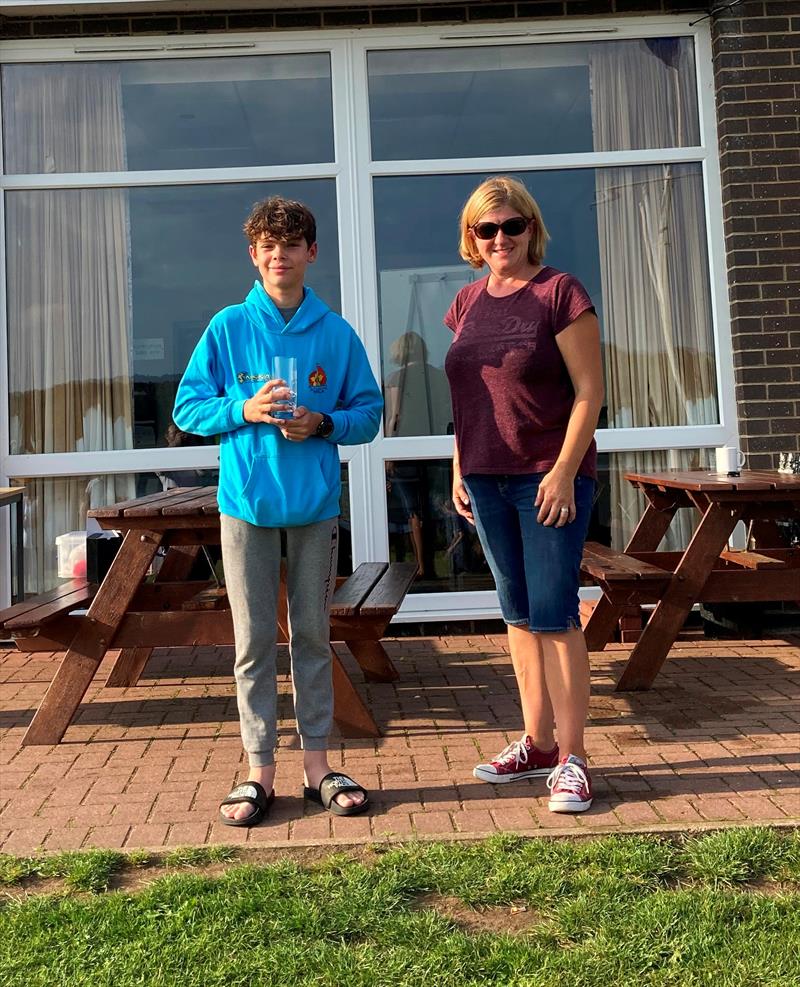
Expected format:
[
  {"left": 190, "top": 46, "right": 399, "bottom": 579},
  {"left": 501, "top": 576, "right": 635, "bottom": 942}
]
[
  {"left": 713, "top": 0, "right": 800, "bottom": 468},
  {"left": 1, "top": 1, "right": 693, "bottom": 36},
  {"left": 2, "top": 1, "right": 797, "bottom": 464}
]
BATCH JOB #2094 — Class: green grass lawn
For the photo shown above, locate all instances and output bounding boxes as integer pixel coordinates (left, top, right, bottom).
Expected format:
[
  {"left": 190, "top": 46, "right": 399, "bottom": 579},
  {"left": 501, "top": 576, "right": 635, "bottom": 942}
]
[{"left": 1, "top": 827, "right": 798, "bottom": 987}]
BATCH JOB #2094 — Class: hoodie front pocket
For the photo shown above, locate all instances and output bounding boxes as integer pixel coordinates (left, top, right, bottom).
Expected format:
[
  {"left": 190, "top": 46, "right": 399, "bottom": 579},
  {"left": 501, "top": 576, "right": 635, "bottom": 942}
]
[{"left": 241, "top": 452, "right": 331, "bottom": 527}]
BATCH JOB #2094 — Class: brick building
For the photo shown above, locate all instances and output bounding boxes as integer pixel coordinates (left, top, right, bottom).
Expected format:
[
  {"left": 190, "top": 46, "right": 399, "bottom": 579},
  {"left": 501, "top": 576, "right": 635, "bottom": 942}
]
[{"left": 0, "top": 1, "right": 797, "bottom": 616}]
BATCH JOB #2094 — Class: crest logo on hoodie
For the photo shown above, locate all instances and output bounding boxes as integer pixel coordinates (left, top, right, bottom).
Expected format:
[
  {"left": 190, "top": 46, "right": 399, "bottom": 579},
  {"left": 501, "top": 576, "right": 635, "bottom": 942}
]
[{"left": 308, "top": 365, "right": 327, "bottom": 391}]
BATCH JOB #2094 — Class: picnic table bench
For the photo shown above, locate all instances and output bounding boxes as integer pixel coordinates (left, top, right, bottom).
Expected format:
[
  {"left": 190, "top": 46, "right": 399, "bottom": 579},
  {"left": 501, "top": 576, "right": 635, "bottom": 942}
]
[
  {"left": 580, "top": 469, "right": 800, "bottom": 690},
  {"left": 1, "top": 487, "right": 417, "bottom": 746}
]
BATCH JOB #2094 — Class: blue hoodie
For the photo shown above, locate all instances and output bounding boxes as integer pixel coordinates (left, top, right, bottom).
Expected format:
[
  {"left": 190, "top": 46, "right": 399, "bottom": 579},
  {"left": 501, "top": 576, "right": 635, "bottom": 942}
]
[{"left": 173, "top": 281, "right": 382, "bottom": 527}]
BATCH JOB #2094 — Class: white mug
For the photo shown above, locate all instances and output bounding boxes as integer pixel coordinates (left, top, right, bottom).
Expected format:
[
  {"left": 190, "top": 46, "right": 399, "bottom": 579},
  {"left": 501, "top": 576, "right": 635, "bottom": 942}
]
[{"left": 718, "top": 446, "right": 746, "bottom": 475}]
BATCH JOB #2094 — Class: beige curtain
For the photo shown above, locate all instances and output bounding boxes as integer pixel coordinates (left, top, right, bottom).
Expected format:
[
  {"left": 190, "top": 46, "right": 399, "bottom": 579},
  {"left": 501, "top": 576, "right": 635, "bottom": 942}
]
[
  {"left": 5, "top": 64, "right": 135, "bottom": 592},
  {"left": 589, "top": 40, "right": 717, "bottom": 549}
]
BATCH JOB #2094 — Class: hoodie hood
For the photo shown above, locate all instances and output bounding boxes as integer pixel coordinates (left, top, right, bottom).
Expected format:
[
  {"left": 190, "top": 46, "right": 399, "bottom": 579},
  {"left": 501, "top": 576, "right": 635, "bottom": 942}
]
[{"left": 244, "top": 281, "right": 331, "bottom": 335}]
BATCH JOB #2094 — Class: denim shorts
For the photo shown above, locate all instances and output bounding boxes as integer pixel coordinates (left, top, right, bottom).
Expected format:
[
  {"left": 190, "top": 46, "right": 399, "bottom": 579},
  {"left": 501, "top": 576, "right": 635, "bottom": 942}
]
[{"left": 463, "top": 472, "right": 595, "bottom": 633}]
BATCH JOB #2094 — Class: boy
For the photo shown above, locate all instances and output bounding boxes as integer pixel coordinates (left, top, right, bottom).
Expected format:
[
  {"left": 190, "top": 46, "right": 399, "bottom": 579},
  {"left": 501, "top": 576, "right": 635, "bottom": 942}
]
[{"left": 173, "top": 197, "right": 382, "bottom": 825}]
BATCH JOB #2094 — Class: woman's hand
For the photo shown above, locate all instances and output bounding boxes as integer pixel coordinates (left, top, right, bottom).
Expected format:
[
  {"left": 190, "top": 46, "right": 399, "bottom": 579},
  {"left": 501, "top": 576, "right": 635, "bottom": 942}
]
[
  {"left": 452, "top": 475, "right": 474, "bottom": 524},
  {"left": 243, "top": 379, "right": 294, "bottom": 425},
  {"left": 535, "top": 465, "right": 576, "bottom": 526}
]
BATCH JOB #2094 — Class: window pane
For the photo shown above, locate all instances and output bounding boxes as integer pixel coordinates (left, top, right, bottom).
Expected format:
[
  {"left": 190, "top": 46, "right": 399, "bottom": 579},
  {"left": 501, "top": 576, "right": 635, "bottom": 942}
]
[
  {"left": 592, "top": 449, "right": 715, "bottom": 552},
  {"left": 368, "top": 38, "right": 699, "bottom": 160},
  {"left": 11, "top": 465, "right": 351, "bottom": 595},
  {"left": 2, "top": 54, "right": 334, "bottom": 174},
  {"left": 8, "top": 472, "right": 193, "bottom": 594},
  {"left": 595, "top": 164, "right": 718, "bottom": 429},
  {"left": 384, "top": 452, "right": 723, "bottom": 604},
  {"left": 6, "top": 180, "right": 339, "bottom": 454},
  {"left": 385, "top": 459, "right": 492, "bottom": 594},
  {"left": 384, "top": 453, "right": 720, "bottom": 599},
  {"left": 374, "top": 164, "right": 718, "bottom": 436}
]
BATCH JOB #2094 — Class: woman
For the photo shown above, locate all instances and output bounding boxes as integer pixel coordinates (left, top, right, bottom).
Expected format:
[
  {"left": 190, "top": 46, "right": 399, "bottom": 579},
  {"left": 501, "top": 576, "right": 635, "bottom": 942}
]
[{"left": 444, "top": 176, "right": 603, "bottom": 813}]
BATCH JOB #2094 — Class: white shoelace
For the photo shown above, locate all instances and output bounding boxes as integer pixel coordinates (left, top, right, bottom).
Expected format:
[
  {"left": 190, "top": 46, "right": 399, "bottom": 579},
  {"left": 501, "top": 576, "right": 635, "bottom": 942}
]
[
  {"left": 547, "top": 760, "right": 588, "bottom": 795},
  {"left": 495, "top": 738, "right": 529, "bottom": 768}
]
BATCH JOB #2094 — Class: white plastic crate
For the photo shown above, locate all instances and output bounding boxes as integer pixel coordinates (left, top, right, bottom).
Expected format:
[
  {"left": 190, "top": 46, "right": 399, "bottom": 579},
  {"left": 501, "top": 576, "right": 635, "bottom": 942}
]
[{"left": 55, "top": 531, "right": 87, "bottom": 579}]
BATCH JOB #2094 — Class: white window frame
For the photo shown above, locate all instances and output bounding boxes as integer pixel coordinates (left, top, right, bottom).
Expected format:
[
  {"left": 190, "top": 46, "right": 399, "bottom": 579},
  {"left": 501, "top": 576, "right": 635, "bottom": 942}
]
[{"left": 0, "top": 17, "right": 736, "bottom": 617}]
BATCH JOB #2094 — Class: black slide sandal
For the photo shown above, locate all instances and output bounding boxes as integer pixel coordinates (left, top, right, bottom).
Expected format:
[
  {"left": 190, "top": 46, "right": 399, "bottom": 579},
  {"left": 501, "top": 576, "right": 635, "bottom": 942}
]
[
  {"left": 219, "top": 781, "right": 275, "bottom": 827},
  {"left": 303, "top": 771, "right": 370, "bottom": 817}
]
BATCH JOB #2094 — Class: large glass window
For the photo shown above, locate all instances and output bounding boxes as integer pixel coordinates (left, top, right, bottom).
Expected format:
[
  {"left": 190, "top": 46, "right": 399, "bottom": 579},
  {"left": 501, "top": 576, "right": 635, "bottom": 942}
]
[
  {"left": 1, "top": 54, "right": 334, "bottom": 174},
  {"left": 368, "top": 39, "right": 699, "bottom": 160},
  {"left": 1, "top": 28, "right": 731, "bottom": 617},
  {"left": 375, "top": 165, "right": 717, "bottom": 437},
  {"left": 6, "top": 180, "right": 339, "bottom": 455}
]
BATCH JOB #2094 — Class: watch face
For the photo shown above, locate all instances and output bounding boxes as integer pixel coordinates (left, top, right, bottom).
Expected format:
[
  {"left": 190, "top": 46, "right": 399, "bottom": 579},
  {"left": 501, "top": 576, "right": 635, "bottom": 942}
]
[{"left": 318, "top": 414, "right": 333, "bottom": 437}]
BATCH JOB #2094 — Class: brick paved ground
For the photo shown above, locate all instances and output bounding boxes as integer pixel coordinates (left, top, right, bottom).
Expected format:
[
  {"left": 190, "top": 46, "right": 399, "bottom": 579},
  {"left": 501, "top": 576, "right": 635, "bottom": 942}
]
[{"left": 0, "top": 636, "right": 798, "bottom": 853}]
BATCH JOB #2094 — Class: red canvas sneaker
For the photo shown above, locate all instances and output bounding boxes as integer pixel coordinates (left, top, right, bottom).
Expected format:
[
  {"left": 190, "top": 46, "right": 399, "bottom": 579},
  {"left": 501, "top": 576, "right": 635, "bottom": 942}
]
[
  {"left": 546, "top": 754, "right": 593, "bottom": 812},
  {"left": 473, "top": 735, "right": 559, "bottom": 784}
]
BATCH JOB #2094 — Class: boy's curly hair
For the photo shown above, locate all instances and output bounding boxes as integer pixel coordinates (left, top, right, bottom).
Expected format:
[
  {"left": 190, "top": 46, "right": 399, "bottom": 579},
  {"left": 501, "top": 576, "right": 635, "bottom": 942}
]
[{"left": 243, "top": 196, "right": 317, "bottom": 247}]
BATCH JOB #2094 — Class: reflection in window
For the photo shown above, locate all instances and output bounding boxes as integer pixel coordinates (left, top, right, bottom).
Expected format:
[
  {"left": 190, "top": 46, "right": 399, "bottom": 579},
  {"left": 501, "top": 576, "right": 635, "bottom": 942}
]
[
  {"left": 386, "top": 460, "right": 492, "bottom": 594},
  {"left": 368, "top": 38, "right": 698, "bottom": 161},
  {"left": 384, "top": 452, "right": 719, "bottom": 599},
  {"left": 2, "top": 54, "right": 334, "bottom": 174},
  {"left": 377, "top": 264, "right": 472, "bottom": 437},
  {"left": 374, "top": 164, "right": 717, "bottom": 435},
  {"left": 7, "top": 180, "right": 340, "bottom": 455},
  {"left": 592, "top": 448, "right": 715, "bottom": 552},
  {"left": 155, "top": 424, "right": 217, "bottom": 491},
  {"left": 384, "top": 331, "right": 453, "bottom": 437}
]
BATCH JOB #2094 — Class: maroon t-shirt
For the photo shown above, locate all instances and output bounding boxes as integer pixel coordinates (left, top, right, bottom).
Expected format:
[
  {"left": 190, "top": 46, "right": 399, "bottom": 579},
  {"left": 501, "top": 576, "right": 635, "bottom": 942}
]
[{"left": 444, "top": 266, "right": 597, "bottom": 479}]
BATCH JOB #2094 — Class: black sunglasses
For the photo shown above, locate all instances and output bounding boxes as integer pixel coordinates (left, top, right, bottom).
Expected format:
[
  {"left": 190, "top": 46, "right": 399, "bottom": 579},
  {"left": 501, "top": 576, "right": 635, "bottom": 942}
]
[{"left": 471, "top": 217, "right": 530, "bottom": 240}]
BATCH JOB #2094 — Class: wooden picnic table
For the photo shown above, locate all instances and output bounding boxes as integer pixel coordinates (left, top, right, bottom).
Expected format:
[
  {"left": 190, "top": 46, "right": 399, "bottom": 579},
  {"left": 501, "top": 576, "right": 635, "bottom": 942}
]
[
  {"left": 581, "top": 469, "right": 800, "bottom": 691},
  {"left": 6, "top": 487, "right": 416, "bottom": 746}
]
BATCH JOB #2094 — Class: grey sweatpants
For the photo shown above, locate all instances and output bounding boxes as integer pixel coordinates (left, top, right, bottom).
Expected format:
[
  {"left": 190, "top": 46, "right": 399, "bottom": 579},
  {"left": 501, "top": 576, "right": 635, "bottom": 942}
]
[{"left": 220, "top": 513, "right": 338, "bottom": 768}]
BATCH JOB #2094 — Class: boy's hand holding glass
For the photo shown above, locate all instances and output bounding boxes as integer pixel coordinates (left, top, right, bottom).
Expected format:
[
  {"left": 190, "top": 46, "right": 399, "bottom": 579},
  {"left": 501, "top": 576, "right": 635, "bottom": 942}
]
[
  {"left": 243, "top": 379, "right": 295, "bottom": 424},
  {"left": 243, "top": 357, "right": 299, "bottom": 425},
  {"left": 279, "top": 406, "right": 323, "bottom": 442}
]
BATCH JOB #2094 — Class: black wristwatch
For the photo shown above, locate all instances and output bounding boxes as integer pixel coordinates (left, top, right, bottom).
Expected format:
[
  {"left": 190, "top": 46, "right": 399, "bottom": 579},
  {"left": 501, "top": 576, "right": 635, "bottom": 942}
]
[{"left": 315, "top": 413, "right": 334, "bottom": 439}]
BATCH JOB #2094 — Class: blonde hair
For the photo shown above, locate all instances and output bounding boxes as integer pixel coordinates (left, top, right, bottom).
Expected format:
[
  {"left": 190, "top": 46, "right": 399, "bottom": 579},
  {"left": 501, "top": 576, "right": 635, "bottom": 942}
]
[
  {"left": 458, "top": 176, "right": 550, "bottom": 269},
  {"left": 390, "top": 331, "right": 428, "bottom": 366}
]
